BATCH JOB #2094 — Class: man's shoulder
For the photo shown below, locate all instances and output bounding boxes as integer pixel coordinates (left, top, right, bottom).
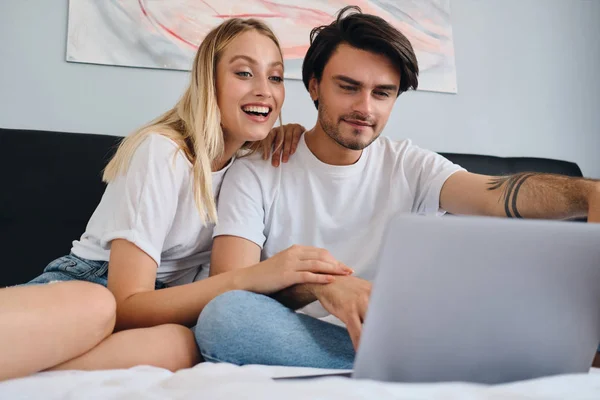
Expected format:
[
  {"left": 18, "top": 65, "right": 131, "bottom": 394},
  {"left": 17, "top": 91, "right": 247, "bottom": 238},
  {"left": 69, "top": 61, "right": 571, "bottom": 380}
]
[
  {"left": 368, "top": 136, "right": 450, "bottom": 178},
  {"left": 231, "top": 151, "right": 271, "bottom": 170},
  {"left": 372, "top": 136, "right": 415, "bottom": 154},
  {"left": 226, "top": 151, "right": 281, "bottom": 184},
  {"left": 372, "top": 136, "right": 442, "bottom": 159},
  {"left": 368, "top": 136, "right": 420, "bottom": 163}
]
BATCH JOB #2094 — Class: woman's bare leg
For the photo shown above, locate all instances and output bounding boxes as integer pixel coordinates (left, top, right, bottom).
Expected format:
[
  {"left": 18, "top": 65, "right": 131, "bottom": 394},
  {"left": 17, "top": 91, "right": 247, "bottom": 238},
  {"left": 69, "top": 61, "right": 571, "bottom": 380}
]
[
  {"left": 49, "top": 324, "right": 200, "bottom": 372},
  {"left": 0, "top": 281, "right": 116, "bottom": 381}
]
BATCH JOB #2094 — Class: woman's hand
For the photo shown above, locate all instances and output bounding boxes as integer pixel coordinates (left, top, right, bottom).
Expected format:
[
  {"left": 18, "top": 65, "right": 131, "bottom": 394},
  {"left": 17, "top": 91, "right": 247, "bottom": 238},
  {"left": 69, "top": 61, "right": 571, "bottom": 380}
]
[
  {"left": 236, "top": 245, "right": 353, "bottom": 294},
  {"left": 261, "top": 124, "right": 305, "bottom": 167}
]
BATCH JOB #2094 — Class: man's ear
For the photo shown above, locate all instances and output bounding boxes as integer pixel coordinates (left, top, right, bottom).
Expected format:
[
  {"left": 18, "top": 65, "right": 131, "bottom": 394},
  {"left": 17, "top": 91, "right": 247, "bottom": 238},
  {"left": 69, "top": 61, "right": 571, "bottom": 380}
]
[{"left": 308, "top": 77, "right": 319, "bottom": 102}]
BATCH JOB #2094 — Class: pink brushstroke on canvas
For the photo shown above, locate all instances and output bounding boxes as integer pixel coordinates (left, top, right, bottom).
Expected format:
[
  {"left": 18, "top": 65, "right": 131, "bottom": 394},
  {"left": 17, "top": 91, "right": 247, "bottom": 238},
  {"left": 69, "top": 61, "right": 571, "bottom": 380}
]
[{"left": 67, "top": 0, "right": 457, "bottom": 93}]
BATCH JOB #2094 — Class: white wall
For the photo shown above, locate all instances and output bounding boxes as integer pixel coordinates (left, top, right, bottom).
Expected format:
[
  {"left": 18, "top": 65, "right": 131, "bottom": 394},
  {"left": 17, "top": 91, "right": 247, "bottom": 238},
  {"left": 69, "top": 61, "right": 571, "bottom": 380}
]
[{"left": 1, "top": 0, "right": 599, "bottom": 177}]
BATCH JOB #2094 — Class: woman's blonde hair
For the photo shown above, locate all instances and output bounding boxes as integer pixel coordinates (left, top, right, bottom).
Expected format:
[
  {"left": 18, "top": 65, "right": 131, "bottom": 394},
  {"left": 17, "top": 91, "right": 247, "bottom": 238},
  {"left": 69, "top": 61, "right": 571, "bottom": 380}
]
[{"left": 103, "top": 18, "right": 282, "bottom": 224}]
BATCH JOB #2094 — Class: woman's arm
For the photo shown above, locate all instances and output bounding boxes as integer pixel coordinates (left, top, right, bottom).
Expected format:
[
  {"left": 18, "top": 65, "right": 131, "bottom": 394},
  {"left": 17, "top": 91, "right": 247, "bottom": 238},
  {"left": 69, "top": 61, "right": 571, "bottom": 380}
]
[
  {"left": 107, "top": 239, "right": 243, "bottom": 331},
  {"left": 108, "top": 239, "right": 352, "bottom": 331}
]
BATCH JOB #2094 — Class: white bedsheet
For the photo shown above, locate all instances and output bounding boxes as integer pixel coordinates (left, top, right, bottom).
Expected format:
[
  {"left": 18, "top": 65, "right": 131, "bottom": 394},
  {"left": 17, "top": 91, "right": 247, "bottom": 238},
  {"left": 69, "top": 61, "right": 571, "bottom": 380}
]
[{"left": 1, "top": 365, "right": 599, "bottom": 399}]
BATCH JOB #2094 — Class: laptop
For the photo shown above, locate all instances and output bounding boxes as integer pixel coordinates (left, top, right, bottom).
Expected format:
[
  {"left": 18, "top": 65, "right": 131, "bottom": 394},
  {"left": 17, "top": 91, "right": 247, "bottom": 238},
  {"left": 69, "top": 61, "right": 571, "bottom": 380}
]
[{"left": 278, "top": 214, "right": 600, "bottom": 384}]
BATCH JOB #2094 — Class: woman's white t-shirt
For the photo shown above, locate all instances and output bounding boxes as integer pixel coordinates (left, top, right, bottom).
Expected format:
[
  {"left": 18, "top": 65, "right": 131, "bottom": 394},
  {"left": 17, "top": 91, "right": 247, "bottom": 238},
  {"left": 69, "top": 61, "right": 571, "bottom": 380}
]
[{"left": 71, "top": 134, "right": 231, "bottom": 286}]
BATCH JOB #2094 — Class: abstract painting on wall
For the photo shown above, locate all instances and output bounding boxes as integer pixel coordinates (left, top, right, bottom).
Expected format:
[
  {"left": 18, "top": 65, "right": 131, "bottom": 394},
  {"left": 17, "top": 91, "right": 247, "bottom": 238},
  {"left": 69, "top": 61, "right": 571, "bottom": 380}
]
[{"left": 67, "top": 0, "right": 457, "bottom": 93}]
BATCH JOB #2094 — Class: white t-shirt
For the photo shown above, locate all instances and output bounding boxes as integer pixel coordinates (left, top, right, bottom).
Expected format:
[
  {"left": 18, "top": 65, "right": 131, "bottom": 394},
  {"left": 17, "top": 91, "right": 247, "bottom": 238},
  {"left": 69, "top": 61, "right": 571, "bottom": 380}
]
[
  {"left": 72, "top": 134, "right": 231, "bottom": 286},
  {"left": 214, "top": 134, "right": 464, "bottom": 325}
]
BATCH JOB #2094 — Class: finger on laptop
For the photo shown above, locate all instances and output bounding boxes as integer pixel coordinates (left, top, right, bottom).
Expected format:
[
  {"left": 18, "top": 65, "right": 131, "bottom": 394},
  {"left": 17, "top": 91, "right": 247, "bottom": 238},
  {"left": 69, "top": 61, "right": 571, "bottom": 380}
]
[
  {"left": 346, "top": 316, "right": 362, "bottom": 351},
  {"left": 358, "top": 289, "right": 370, "bottom": 322}
]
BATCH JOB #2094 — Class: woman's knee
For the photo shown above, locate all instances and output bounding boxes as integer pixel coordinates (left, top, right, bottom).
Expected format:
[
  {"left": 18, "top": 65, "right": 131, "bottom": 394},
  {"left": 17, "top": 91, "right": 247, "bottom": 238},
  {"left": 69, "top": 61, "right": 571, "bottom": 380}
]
[
  {"left": 150, "top": 324, "right": 200, "bottom": 371},
  {"left": 0, "top": 281, "right": 117, "bottom": 378},
  {"left": 34, "top": 281, "right": 117, "bottom": 344},
  {"left": 63, "top": 281, "right": 117, "bottom": 338}
]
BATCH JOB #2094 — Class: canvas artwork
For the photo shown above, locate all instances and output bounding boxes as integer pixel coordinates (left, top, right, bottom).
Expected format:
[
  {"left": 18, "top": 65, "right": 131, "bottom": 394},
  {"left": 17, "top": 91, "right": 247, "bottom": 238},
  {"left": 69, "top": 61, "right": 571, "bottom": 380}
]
[{"left": 66, "top": 0, "right": 457, "bottom": 93}]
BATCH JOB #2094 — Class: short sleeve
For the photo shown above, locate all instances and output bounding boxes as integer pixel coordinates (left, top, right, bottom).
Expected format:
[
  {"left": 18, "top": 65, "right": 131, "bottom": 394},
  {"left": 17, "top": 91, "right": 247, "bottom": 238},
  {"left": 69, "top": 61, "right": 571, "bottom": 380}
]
[
  {"left": 213, "top": 159, "right": 267, "bottom": 248},
  {"left": 99, "top": 135, "right": 187, "bottom": 265},
  {"left": 402, "top": 143, "right": 465, "bottom": 215}
]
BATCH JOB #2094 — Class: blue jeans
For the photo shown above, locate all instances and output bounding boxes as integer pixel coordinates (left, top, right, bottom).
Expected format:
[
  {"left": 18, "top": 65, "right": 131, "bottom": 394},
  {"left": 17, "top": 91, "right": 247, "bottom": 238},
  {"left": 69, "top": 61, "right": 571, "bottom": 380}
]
[
  {"left": 25, "top": 254, "right": 165, "bottom": 290},
  {"left": 194, "top": 290, "right": 355, "bottom": 369}
]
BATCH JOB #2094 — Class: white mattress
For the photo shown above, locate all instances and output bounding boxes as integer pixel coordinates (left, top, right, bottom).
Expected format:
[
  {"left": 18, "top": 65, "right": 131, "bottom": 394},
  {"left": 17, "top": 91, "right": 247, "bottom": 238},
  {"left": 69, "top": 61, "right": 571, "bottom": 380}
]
[{"left": 1, "top": 364, "right": 599, "bottom": 399}]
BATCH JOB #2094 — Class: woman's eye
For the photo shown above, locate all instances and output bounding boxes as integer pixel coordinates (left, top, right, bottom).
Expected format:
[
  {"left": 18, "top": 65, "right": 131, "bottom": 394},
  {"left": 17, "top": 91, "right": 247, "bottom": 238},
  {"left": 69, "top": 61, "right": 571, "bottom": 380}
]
[
  {"left": 236, "top": 71, "right": 252, "bottom": 78},
  {"left": 269, "top": 76, "right": 283, "bottom": 83}
]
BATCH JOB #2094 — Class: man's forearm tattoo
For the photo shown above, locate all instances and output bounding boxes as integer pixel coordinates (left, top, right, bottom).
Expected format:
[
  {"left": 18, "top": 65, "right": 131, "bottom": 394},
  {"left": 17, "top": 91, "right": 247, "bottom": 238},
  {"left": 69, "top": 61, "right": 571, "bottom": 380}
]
[{"left": 487, "top": 173, "right": 536, "bottom": 218}]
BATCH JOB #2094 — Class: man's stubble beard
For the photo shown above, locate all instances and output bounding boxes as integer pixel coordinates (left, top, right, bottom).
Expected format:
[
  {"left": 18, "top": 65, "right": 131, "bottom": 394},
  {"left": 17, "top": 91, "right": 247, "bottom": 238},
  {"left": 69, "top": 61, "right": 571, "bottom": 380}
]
[{"left": 317, "top": 95, "right": 380, "bottom": 151}]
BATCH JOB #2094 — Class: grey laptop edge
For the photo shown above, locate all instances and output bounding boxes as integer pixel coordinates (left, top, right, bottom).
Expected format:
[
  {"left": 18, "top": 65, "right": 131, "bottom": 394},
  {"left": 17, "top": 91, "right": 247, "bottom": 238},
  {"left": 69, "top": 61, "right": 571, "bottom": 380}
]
[{"left": 278, "top": 215, "right": 600, "bottom": 384}]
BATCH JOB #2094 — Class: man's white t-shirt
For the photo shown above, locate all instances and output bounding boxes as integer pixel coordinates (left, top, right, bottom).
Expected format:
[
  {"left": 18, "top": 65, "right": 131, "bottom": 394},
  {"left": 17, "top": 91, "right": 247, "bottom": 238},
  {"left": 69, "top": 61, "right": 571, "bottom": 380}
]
[
  {"left": 71, "top": 134, "right": 231, "bottom": 286},
  {"left": 214, "top": 134, "right": 464, "bottom": 325}
]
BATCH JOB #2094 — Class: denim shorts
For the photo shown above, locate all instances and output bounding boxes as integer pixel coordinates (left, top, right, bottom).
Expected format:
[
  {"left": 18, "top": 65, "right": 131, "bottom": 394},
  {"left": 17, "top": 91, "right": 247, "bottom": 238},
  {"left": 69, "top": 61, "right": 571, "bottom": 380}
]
[{"left": 26, "top": 253, "right": 165, "bottom": 290}]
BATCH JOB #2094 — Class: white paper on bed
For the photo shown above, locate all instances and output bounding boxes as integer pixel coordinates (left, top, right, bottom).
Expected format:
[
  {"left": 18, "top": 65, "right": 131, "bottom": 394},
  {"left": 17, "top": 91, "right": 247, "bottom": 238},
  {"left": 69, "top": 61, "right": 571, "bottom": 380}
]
[{"left": 1, "top": 364, "right": 599, "bottom": 400}]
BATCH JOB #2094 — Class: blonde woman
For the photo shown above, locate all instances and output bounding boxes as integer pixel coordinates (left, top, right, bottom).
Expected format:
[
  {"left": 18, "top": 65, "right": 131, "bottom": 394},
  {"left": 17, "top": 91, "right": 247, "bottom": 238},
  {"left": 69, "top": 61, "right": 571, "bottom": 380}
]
[{"left": 0, "top": 18, "right": 351, "bottom": 381}]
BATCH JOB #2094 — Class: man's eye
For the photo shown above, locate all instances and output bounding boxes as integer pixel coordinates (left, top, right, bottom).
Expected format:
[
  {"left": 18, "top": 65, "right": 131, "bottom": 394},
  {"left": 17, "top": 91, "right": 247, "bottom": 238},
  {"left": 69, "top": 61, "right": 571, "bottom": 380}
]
[
  {"left": 236, "top": 71, "right": 252, "bottom": 77},
  {"left": 375, "top": 91, "right": 390, "bottom": 97},
  {"left": 341, "top": 85, "right": 358, "bottom": 91}
]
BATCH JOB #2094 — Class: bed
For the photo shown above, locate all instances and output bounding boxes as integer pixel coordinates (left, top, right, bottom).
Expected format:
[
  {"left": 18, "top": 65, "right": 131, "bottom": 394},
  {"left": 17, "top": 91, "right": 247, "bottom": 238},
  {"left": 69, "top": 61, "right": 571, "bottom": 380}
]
[{"left": 1, "top": 364, "right": 599, "bottom": 399}]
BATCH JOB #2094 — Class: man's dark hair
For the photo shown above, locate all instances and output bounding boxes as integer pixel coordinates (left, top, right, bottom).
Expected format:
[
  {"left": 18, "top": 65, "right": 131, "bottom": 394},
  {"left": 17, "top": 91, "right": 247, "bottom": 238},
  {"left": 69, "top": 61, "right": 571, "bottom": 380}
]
[{"left": 302, "top": 6, "right": 419, "bottom": 109}]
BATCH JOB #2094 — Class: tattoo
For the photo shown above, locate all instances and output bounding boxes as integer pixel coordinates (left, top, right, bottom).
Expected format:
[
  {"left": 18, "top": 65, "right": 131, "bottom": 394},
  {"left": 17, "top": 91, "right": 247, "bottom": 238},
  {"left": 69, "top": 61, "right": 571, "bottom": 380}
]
[
  {"left": 487, "top": 173, "right": 536, "bottom": 218},
  {"left": 487, "top": 172, "right": 598, "bottom": 220}
]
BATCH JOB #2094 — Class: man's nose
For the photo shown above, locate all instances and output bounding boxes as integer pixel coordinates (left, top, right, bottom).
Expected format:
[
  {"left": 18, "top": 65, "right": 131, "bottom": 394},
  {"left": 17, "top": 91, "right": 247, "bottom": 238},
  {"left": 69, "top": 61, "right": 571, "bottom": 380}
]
[{"left": 353, "top": 91, "right": 372, "bottom": 115}]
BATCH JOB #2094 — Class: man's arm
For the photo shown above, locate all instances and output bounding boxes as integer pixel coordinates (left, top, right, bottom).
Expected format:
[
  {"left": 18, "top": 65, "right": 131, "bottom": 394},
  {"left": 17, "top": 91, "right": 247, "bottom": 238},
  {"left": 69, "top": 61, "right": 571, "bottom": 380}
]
[
  {"left": 440, "top": 171, "right": 600, "bottom": 221},
  {"left": 275, "top": 276, "right": 372, "bottom": 350},
  {"left": 272, "top": 283, "right": 320, "bottom": 310},
  {"left": 210, "top": 235, "right": 262, "bottom": 276}
]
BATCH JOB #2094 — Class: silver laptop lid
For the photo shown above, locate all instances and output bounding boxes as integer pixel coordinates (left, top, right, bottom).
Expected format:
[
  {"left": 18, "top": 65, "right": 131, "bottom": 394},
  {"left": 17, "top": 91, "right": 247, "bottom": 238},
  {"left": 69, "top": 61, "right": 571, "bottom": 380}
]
[{"left": 354, "top": 214, "right": 600, "bottom": 384}]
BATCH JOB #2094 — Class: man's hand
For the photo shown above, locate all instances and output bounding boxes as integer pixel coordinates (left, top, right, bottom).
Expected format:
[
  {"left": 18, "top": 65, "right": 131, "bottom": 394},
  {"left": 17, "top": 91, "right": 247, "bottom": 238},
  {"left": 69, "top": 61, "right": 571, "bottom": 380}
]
[
  {"left": 588, "top": 186, "right": 600, "bottom": 223},
  {"left": 310, "top": 276, "right": 372, "bottom": 350}
]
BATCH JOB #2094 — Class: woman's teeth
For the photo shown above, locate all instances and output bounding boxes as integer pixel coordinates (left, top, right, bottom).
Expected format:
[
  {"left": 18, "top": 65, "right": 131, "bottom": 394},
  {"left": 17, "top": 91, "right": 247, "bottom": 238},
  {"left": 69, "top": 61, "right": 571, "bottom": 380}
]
[{"left": 242, "top": 105, "right": 270, "bottom": 117}]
